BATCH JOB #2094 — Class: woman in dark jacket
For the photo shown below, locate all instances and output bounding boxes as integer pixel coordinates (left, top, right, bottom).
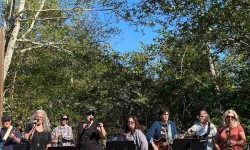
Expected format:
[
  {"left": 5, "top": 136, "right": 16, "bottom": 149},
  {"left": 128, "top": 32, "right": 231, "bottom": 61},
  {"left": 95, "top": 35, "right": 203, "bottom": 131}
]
[{"left": 76, "top": 108, "right": 106, "bottom": 150}]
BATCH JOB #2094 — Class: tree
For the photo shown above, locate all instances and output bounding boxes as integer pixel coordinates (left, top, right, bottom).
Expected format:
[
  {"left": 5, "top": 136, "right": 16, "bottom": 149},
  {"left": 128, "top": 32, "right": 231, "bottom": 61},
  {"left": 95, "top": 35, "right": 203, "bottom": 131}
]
[
  {"left": 1, "top": 0, "right": 123, "bottom": 128},
  {"left": 111, "top": 0, "right": 250, "bottom": 126}
]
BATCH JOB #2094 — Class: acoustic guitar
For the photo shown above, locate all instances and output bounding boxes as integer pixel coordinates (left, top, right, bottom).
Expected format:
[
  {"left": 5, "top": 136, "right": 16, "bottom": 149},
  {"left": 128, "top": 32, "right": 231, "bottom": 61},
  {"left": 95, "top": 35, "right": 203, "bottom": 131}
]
[
  {"left": 149, "top": 137, "right": 171, "bottom": 150},
  {"left": 0, "top": 128, "right": 18, "bottom": 150}
]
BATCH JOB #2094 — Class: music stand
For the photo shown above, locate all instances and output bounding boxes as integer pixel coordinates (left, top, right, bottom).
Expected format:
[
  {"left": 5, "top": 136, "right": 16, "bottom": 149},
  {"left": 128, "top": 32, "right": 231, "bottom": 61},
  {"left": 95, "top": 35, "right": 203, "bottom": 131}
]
[
  {"left": 190, "top": 139, "right": 206, "bottom": 150},
  {"left": 173, "top": 138, "right": 206, "bottom": 150},
  {"left": 106, "top": 141, "right": 135, "bottom": 150}
]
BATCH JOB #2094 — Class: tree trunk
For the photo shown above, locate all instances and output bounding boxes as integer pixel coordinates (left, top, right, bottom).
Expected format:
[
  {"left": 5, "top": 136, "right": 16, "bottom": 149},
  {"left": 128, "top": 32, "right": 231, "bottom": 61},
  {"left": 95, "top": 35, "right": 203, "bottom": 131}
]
[
  {"left": 3, "top": 0, "right": 26, "bottom": 81},
  {"left": 206, "top": 42, "right": 222, "bottom": 112}
]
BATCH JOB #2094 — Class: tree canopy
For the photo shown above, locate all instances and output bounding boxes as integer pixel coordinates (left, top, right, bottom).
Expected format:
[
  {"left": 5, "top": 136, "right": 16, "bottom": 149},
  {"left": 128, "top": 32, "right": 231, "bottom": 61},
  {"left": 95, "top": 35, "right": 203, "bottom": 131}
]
[{"left": 1, "top": 0, "right": 249, "bottom": 138}]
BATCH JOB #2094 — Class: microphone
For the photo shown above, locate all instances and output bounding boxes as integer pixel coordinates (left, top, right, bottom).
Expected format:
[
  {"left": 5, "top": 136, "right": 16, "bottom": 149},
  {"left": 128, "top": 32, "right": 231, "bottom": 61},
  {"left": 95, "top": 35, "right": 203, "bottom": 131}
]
[
  {"left": 90, "top": 117, "right": 94, "bottom": 121},
  {"left": 33, "top": 120, "right": 37, "bottom": 125}
]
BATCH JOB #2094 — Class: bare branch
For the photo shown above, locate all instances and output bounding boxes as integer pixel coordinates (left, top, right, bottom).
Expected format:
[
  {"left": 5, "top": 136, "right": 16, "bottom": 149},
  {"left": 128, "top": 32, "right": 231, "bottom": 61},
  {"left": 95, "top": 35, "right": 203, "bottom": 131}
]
[
  {"left": 181, "top": 48, "right": 187, "bottom": 74},
  {"left": 21, "top": 0, "right": 46, "bottom": 39},
  {"left": 17, "top": 38, "right": 61, "bottom": 45},
  {"left": 21, "top": 17, "right": 68, "bottom": 21},
  {"left": 28, "top": 8, "right": 114, "bottom": 12},
  {"left": 17, "top": 38, "right": 72, "bottom": 54},
  {"left": 20, "top": 45, "right": 44, "bottom": 53}
]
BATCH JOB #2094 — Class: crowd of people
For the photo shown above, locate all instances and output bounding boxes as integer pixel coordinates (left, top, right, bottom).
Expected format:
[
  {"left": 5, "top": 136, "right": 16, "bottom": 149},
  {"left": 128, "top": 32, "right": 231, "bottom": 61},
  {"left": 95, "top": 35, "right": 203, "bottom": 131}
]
[{"left": 0, "top": 108, "right": 247, "bottom": 150}]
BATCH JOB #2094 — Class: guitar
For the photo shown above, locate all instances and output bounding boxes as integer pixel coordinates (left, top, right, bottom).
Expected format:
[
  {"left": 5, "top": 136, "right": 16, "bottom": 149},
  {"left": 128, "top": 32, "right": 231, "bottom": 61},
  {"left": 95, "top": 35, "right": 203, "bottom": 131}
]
[
  {"left": 0, "top": 139, "right": 8, "bottom": 150},
  {"left": 149, "top": 137, "right": 171, "bottom": 150},
  {"left": 0, "top": 128, "right": 18, "bottom": 150}
]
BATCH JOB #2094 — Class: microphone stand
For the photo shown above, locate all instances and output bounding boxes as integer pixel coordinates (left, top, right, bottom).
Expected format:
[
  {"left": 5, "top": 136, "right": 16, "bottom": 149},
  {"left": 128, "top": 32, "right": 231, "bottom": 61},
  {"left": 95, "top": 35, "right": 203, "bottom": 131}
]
[{"left": 28, "top": 123, "right": 37, "bottom": 150}]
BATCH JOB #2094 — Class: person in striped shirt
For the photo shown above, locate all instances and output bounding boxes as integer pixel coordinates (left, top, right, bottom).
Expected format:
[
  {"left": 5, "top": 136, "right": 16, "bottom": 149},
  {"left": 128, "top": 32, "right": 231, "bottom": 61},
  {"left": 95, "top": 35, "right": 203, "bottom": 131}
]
[{"left": 51, "top": 115, "right": 73, "bottom": 146}]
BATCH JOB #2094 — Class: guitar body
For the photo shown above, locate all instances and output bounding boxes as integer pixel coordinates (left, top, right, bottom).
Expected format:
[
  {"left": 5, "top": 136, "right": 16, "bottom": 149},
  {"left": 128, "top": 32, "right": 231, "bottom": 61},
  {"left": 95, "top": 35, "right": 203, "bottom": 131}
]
[{"left": 149, "top": 138, "right": 171, "bottom": 150}]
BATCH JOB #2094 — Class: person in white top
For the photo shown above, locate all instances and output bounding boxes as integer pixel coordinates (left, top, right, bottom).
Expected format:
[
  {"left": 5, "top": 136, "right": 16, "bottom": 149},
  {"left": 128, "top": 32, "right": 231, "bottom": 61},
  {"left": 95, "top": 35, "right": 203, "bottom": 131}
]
[
  {"left": 188, "top": 110, "right": 217, "bottom": 150},
  {"left": 51, "top": 115, "right": 73, "bottom": 146}
]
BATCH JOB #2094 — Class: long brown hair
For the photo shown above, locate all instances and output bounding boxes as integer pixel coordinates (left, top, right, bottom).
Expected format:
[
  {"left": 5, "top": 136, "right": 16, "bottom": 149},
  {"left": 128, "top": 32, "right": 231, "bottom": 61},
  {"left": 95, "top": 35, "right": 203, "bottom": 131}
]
[{"left": 124, "top": 115, "right": 140, "bottom": 134}]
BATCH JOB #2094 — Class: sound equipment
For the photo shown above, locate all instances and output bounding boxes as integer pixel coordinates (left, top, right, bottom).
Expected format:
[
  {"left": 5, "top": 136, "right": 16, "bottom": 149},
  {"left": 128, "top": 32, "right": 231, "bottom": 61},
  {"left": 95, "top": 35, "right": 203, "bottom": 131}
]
[
  {"left": 106, "top": 141, "right": 135, "bottom": 150},
  {"left": 48, "top": 146, "right": 77, "bottom": 150},
  {"left": 13, "top": 144, "right": 28, "bottom": 150}
]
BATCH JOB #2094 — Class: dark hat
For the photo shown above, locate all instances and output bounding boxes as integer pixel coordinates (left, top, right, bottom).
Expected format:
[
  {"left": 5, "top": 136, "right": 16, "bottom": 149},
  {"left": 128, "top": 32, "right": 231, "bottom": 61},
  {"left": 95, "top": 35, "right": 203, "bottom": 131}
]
[
  {"left": 2, "top": 116, "right": 11, "bottom": 122},
  {"left": 83, "top": 108, "right": 95, "bottom": 115}
]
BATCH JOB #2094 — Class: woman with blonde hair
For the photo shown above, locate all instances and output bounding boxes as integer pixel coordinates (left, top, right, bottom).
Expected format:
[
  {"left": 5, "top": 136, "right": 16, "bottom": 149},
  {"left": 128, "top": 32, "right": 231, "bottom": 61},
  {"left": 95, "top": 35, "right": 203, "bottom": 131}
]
[
  {"left": 24, "top": 109, "right": 52, "bottom": 150},
  {"left": 214, "top": 109, "right": 246, "bottom": 150}
]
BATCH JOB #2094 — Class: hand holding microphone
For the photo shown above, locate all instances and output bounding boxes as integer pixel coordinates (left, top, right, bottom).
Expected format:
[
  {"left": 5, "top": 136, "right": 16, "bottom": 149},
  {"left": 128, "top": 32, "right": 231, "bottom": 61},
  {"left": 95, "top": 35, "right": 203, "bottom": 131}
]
[
  {"left": 28, "top": 120, "right": 37, "bottom": 140},
  {"left": 33, "top": 120, "right": 37, "bottom": 126}
]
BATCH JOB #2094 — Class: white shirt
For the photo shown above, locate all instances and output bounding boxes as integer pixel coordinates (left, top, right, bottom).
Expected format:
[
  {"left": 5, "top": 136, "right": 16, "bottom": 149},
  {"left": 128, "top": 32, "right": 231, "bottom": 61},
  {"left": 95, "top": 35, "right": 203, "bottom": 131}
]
[{"left": 188, "top": 122, "right": 217, "bottom": 150}]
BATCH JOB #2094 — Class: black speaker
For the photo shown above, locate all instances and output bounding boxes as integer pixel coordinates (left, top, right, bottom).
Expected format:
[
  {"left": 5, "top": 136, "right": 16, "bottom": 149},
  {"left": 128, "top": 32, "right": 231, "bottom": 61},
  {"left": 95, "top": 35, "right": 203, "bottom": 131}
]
[
  {"left": 190, "top": 139, "right": 206, "bottom": 150},
  {"left": 173, "top": 139, "right": 190, "bottom": 150},
  {"left": 106, "top": 141, "right": 136, "bottom": 150},
  {"left": 173, "top": 138, "right": 206, "bottom": 150},
  {"left": 48, "top": 146, "right": 77, "bottom": 150}
]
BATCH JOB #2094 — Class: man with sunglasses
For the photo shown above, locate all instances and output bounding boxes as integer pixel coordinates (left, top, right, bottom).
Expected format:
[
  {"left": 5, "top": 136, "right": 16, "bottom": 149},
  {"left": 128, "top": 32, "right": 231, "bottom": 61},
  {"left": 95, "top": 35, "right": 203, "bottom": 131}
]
[
  {"left": 0, "top": 115, "right": 22, "bottom": 150},
  {"left": 51, "top": 115, "right": 73, "bottom": 146},
  {"left": 187, "top": 110, "right": 217, "bottom": 150}
]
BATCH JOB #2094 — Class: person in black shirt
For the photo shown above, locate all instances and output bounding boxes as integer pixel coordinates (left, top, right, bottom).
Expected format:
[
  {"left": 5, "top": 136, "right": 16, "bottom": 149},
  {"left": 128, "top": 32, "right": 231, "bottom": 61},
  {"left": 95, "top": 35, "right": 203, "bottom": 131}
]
[
  {"left": 0, "top": 115, "right": 22, "bottom": 150},
  {"left": 24, "top": 110, "right": 52, "bottom": 150},
  {"left": 76, "top": 108, "right": 106, "bottom": 150}
]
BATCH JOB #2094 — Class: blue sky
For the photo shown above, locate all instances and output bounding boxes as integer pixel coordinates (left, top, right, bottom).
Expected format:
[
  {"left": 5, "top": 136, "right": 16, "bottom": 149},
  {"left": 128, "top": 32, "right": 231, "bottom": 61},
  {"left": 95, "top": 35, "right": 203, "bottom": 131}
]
[
  {"left": 109, "top": 21, "right": 158, "bottom": 53},
  {"left": 0, "top": 0, "right": 158, "bottom": 54}
]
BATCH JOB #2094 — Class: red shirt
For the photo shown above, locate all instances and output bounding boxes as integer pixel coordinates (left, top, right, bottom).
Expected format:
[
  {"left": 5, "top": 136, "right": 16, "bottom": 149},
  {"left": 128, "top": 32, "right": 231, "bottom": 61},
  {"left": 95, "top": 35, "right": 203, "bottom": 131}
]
[{"left": 217, "top": 124, "right": 244, "bottom": 150}]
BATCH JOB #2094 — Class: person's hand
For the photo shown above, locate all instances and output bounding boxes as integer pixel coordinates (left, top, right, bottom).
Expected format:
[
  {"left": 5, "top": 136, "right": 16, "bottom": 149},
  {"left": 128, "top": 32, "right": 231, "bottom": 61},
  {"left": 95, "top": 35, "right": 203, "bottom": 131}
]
[
  {"left": 151, "top": 143, "right": 158, "bottom": 150},
  {"left": 57, "top": 133, "right": 62, "bottom": 137},
  {"left": 97, "top": 122, "right": 104, "bottom": 131},
  {"left": 227, "top": 139, "right": 236, "bottom": 147},
  {"left": 9, "top": 133, "right": 15, "bottom": 139},
  {"left": 178, "top": 134, "right": 185, "bottom": 139}
]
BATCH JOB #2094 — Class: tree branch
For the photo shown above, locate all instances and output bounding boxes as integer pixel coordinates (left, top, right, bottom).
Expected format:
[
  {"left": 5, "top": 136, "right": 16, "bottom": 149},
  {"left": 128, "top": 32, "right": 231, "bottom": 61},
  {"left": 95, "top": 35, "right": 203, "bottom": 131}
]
[
  {"left": 21, "top": 17, "right": 68, "bottom": 21},
  {"left": 21, "top": 0, "right": 46, "bottom": 39},
  {"left": 17, "top": 38, "right": 72, "bottom": 54}
]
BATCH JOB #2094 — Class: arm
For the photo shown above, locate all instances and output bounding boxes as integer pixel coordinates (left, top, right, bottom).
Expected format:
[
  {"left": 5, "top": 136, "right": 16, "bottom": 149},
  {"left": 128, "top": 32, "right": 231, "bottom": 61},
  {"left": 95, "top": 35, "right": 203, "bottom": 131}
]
[
  {"left": 9, "top": 131, "right": 21, "bottom": 143},
  {"left": 214, "top": 133, "right": 221, "bottom": 150},
  {"left": 210, "top": 124, "right": 217, "bottom": 137},
  {"left": 75, "top": 123, "right": 81, "bottom": 149},
  {"left": 231, "top": 130, "right": 246, "bottom": 147},
  {"left": 51, "top": 128, "right": 57, "bottom": 140},
  {"left": 171, "top": 121, "right": 179, "bottom": 138},
  {"left": 62, "top": 126, "right": 73, "bottom": 140},
  {"left": 24, "top": 124, "right": 34, "bottom": 141},
  {"left": 46, "top": 131, "right": 52, "bottom": 148},
  {"left": 97, "top": 122, "right": 106, "bottom": 139},
  {"left": 137, "top": 130, "right": 148, "bottom": 150},
  {"left": 146, "top": 121, "right": 159, "bottom": 150},
  {"left": 118, "top": 130, "right": 125, "bottom": 141}
]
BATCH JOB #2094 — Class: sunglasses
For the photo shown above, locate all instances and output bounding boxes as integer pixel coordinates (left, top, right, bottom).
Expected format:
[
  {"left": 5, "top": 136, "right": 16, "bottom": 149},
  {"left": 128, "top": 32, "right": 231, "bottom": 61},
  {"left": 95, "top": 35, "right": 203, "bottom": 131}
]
[
  {"left": 162, "top": 113, "right": 169, "bottom": 116},
  {"left": 226, "top": 115, "right": 235, "bottom": 119},
  {"left": 127, "top": 121, "right": 135, "bottom": 124},
  {"left": 86, "top": 113, "right": 94, "bottom": 116}
]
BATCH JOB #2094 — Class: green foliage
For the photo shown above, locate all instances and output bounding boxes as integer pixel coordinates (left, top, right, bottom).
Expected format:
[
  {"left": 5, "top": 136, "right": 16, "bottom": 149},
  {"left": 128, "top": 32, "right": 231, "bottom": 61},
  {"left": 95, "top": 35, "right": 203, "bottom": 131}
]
[{"left": 2, "top": 0, "right": 250, "bottom": 139}]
